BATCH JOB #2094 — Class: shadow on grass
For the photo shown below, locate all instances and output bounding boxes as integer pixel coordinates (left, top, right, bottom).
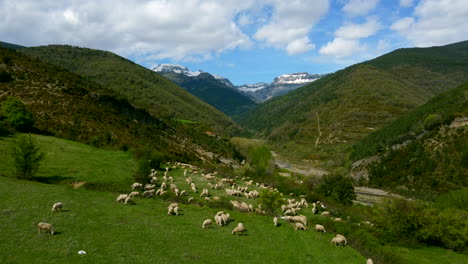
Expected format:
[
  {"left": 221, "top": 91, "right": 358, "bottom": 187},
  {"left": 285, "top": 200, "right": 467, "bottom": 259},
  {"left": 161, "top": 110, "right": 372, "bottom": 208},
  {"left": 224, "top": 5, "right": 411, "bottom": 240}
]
[{"left": 33, "top": 175, "right": 73, "bottom": 184}]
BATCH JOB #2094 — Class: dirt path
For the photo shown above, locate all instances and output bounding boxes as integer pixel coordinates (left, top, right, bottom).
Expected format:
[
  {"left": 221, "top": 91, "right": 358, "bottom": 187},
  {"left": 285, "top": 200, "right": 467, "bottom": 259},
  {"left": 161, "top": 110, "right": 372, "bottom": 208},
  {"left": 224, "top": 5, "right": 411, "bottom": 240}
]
[
  {"left": 272, "top": 151, "right": 328, "bottom": 177},
  {"left": 354, "top": 186, "right": 404, "bottom": 205}
]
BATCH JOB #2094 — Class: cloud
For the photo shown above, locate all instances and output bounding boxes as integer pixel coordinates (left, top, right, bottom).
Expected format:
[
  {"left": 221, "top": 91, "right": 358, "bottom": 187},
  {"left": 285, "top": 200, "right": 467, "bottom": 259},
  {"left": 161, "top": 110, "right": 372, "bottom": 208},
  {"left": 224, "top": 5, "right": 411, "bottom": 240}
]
[
  {"left": 254, "top": 0, "right": 329, "bottom": 54},
  {"left": 319, "top": 38, "right": 366, "bottom": 58},
  {"left": 390, "top": 0, "right": 468, "bottom": 47},
  {"left": 335, "top": 17, "right": 382, "bottom": 39},
  {"left": 286, "top": 37, "right": 315, "bottom": 55},
  {"left": 0, "top": 0, "right": 255, "bottom": 61},
  {"left": 342, "top": 0, "right": 379, "bottom": 17},
  {"left": 319, "top": 17, "right": 380, "bottom": 58},
  {"left": 399, "top": 0, "right": 416, "bottom": 7}
]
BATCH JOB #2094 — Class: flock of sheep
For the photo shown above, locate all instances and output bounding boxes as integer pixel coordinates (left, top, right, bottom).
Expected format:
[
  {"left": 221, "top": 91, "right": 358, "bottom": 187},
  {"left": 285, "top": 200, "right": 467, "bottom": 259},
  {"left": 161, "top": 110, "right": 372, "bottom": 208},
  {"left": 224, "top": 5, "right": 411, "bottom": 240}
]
[{"left": 37, "top": 161, "right": 374, "bottom": 263}]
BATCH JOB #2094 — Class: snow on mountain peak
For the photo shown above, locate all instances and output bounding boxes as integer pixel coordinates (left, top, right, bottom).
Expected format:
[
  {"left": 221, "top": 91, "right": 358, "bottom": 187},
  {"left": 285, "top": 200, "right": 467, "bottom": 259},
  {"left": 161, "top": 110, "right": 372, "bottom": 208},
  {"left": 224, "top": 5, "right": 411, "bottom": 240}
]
[
  {"left": 153, "top": 64, "right": 203, "bottom": 77},
  {"left": 274, "top": 72, "right": 320, "bottom": 84}
]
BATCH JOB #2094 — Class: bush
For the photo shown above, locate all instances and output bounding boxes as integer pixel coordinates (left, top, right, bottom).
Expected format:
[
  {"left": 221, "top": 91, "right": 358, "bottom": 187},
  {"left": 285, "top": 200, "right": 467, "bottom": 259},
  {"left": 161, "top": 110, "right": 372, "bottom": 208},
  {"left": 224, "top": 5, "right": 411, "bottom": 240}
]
[
  {"left": 1, "top": 96, "right": 34, "bottom": 132},
  {"left": 11, "top": 134, "right": 45, "bottom": 180},
  {"left": 317, "top": 174, "right": 356, "bottom": 205},
  {"left": 133, "top": 149, "right": 165, "bottom": 183},
  {"left": 257, "top": 189, "right": 282, "bottom": 215}
]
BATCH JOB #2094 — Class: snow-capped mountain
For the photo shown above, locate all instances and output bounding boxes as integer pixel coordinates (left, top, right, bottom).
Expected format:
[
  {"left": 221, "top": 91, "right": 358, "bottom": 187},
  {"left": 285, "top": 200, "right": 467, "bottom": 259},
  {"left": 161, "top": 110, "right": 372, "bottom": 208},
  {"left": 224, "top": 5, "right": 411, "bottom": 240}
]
[
  {"left": 237, "top": 72, "right": 326, "bottom": 102},
  {"left": 153, "top": 64, "right": 203, "bottom": 77}
]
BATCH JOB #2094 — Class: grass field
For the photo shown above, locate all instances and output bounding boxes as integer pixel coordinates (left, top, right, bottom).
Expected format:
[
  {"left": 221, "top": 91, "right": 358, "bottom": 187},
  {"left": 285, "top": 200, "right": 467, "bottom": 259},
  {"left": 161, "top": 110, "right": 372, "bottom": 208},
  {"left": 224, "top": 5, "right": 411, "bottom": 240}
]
[{"left": 0, "top": 134, "right": 466, "bottom": 263}]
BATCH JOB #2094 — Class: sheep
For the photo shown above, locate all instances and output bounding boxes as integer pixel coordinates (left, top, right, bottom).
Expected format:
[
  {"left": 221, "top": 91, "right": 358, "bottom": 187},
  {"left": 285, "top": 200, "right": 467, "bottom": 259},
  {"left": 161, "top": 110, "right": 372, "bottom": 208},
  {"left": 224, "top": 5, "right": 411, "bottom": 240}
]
[
  {"left": 216, "top": 211, "right": 225, "bottom": 216},
  {"left": 131, "top": 183, "right": 142, "bottom": 190},
  {"left": 334, "top": 218, "right": 342, "bottom": 222},
  {"left": 232, "top": 223, "right": 245, "bottom": 236},
  {"left": 173, "top": 206, "right": 179, "bottom": 216},
  {"left": 116, "top": 194, "right": 129, "bottom": 203},
  {"left": 204, "top": 197, "right": 211, "bottom": 202},
  {"left": 215, "top": 215, "right": 223, "bottom": 226},
  {"left": 200, "top": 188, "right": 209, "bottom": 198},
  {"left": 188, "top": 197, "right": 194, "bottom": 202},
  {"left": 144, "top": 184, "right": 156, "bottom": 190},
  {"left": 167, "top": 204, "right": 179, "bottom": 215},
  {"left": 124, "top": 196, "right": 132, "bottom": 205},
  {"left": 51, "top": 202, "right": 63, "bottom": 212},
  {"left": 186, "top": 178, "right": 192, "bottom": 185},
  {"left": 202, "top": 219, "right": 212, "bottom": 228},
  {"left": 174, "top": 189, "right": 180, "bottom": 196},
  {"left": 179, "top": 190, "right": 186, "bottom": 196},
  {"left": 143, "top": 189, "right": 155, "bottom": 197},
  {"left": 160, "top": 182, "right": 167, "bottom": 190},
  {"left": 37, "top": 222, "right": 55, "bottom": 235},
  {"left": 129, "top": 191, "right": 140, "bottom": 198},
  {"left": 331, "top": 236, "right": 346, "bottom": 246},
  {"left": 168, "top": 176, "right": 174, "bottom": 183},
  {"left": 191, "top": 185, "right": 197, "bottom": 193},
  {"left": 273, "top": 216, "right": 278, "bottom": 227},
  {"left": 294, "top": 222, "right": 307, "bottom": 231},
  {"left": 321, "top": 211, "right": 330, "bottom": 217},
  {"left": 183, "top": 169, "right": 187, "bottom": 177},
  {"left": 335, "top": 234, "right": 348, "bottom": 245},
  {"left": 150, "top": 177, "right": 158, "bottom": 184},
  {"left": 315, "top": 224, "right": 326, "bottom": 233},
  {"left": 213, "top": 196, "right": 220, "bottom": 201},
  {"left": 367, "top": 259, "right": 374, "bottom": 264},
  {"left": 221, "top": 213, "right": 230, "bottom": 225}
]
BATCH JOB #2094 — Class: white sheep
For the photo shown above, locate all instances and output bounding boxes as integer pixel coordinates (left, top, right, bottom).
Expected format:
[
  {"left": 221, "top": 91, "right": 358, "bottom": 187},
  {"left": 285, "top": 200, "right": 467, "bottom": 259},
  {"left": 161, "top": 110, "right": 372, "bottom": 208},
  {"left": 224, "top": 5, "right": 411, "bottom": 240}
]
[
  {"left": 143, "top": 189, "right": 155, "bottom": 197},
  {"left": 215, "top": 215, "right": 223, "bottom": 226},
  {"left": 273, "top": 216, "right": 278, "bottom": 227},
  {"left": 334, "top": 218, "right": 343, "bottom": 222},
  {"left": 221, "top": 213, "right": 230, "bottom": 225},
  {"left": 131, "top": 183, "right": 142, "bottom": 190},
  {"left": 202, "top": 219, "right": 212, "bottom": 228},
  {"left": 116, "top": 194, "right": 129, "bottom": 203},
  {"left": 335, "top": 234, "right": 348, "bottom": 245},
  {"left": 294, "top": 222, "right": 307, "bottom": 231},
  {"left": 232, "top": 223, "right": 245, "bottom": 236},
  {"left": 331, "top": 236, "right": 346, "bottom": 246},
  {"left": 321, "top": 211, "right": 330, "bottom": 217},
  {"left": 204, "top": 197, "right": 211, "bottom": 202},
  {"left": 37, "top": 222, "right": 55, "bottom": 235},
  {"left": 129, "top": 191, "right": 140, "bottom": 198},
  {"left": 188, "top": 197, "right": 194, "bottom": 202},
  {"left": 180, "top": 190, "right": 186, "bottom": 196},
  {"left": 367, "top": 259, "right": 374, "bottom": 264},
  {"left": 51, "top": 202, "right": 63, "bottom": 212},
  {"left": 315, "top": 224, "right": 326, "bottom": 233},
  {"left": 200, "top": 188, "right": 209, "bottom": 198},
  {"left": 124, "top": 196, "right": 132, "bottom": 205},
  {"left": 168, "top": 176, "right": 173, "bottom": 183}
]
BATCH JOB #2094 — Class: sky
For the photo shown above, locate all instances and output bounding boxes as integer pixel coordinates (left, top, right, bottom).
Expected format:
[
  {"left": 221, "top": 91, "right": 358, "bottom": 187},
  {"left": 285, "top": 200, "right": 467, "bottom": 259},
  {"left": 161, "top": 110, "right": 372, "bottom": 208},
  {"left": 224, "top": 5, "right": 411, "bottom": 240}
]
[{"left": 1, "top": 0, "right": 468, "bottom": 85}]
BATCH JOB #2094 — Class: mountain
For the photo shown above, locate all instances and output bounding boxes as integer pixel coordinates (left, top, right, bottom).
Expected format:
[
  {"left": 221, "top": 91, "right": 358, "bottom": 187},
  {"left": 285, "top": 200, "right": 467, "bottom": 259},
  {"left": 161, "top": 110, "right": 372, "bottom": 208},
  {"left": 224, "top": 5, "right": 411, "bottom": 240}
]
[
  {"left": 238, "top": 40, "right": 468, "bottom": 167},
  {"left": 351, "top": 83, "right": 468, "bottom": 198},
  {"left": 237, "top": 72, "right": 326, "bottom": 102},
  {"left": 153, "top": 64, "right": 256, "bottom": 116},
  {"left": 0, "top": 46, "right": 242, "bottom": 161},
  {"left": 0, "top": 41, "right": 26, "bottom": 50},
  {"left": 20, "top": 45, "right": 242, "bottom": 137}
]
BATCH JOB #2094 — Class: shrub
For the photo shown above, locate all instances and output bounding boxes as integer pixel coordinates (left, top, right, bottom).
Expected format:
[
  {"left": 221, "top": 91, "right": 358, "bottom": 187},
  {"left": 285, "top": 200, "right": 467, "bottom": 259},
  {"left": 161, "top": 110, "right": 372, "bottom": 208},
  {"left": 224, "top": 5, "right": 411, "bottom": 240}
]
[
  {"left": 317, "top": 174, "right": 356, "bottom": 205},
  {"left": 11, "top": 134, "right": 45, "bottom": 180},
  {"left": 257, "top": 189, "right": 282, "bottom": 215},
  {"left": 133, "top": 149, "right": 165, "bottom": 183},
  {"left": 1, "top": 96, "right": 34, "bottom": 132}
]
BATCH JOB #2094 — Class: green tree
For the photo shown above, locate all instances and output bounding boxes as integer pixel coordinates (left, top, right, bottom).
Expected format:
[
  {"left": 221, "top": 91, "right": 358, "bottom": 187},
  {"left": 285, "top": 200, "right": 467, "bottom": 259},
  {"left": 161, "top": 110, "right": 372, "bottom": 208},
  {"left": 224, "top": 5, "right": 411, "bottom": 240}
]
[
  {"left": 12, "top": 134, "right": 45, "bottom": 179},
  {"left": 317, "top": 174, "right": 356, "bottom": 205},
  {"left": 1, "top": 96, "right": 34, "bottom": 132},
  {"left": 257, "top": 189, "right": 282, "bottom": 215}
]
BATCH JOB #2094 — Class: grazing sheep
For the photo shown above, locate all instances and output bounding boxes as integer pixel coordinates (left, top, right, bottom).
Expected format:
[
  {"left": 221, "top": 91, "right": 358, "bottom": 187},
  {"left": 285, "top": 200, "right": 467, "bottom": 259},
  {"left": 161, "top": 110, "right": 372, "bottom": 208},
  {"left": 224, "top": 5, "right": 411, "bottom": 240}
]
[
  {"left": 221, "top": 213, "right": 230, "bottom": 225},
  {"left": 161, "top": 182, "right": 167, "bottom": 190},
  {"left": 367, "top": 259, "right": 374, "bottom": 264},
  {"left": 131, "top": 183, "right": 142, "bottom": 190},
  {"left": 294, "top": 222, "right": 307, "bottom": 231},
  {"left": 216, "top": 211, "right": 225, "bottom": 216},
  {"left": 202, "top": 219, "right": 212, "bottom": 228},
  {"left": 315, "top": 224, "right": 326, "bottom": 233},
  {"left": 51, "top": 202, "right": 63, "bottom": 212},
  {"left": 143, "top": 189, "right": 155, "bottom": 197},
  {"left": 200, "top": 189, "right": 209, "bottom": 198},
  {"left": 144, "top": 184, "right": 156, "bottom": 190},
  {"left": 213, "top": 196, "right": 220, "bottom": 201},
  {"left": 174, "top": 189, "right": 180, "bottom": 196},
  {"left": 150, "top": 177, "right": 158, "bottom": 184},
  {"left": 188, "top": 197, "right": 194, "bottom": 202},
  {"left": 186, "top": 178, "right": 192, "bottom": 185},
  {"left": 173, "top": 206, "right": 179, "bottom": 216},
  {"left": 168, "top": 176, "right": 173, "bottom": 183},
  {"left": 334, "top": 218, "right": 343, "bottom": 222},
  {"left": 232, "top": 223, "right": 245, "bottom": 236},
  {"left": 331, "top": 236, "right": 346, "bottom": 246},
  {"left": 124, "top": 196, "right": 132, "bottom": 205},
  {"left": 312, "top": 207, "right": 317, "bottom": 215},
  {"left": 116, "top": 194, "right": 129, "bottom": 203},
  {"left": 335, "top": 234, "right": 348, "bottom": 245},
  {"left": 204, "top": 197, "right": 211, "bottom": 202},
  {"left": 129, "top": 191, "right": 140, "bottom": 198},
  {"left": 37, "top": 222, "right": 55, "bottom": 235},
  {"left": 191, "top": 186, "right": 197, "bottom": 193},
  {"left": 215, "top": 215, "right": 223, "bottom": 226},
  {"left": 179, "top": 190, "right": 186, "bottom": 196},
  {"left": 273, "top": 216, "right": 278, "bottom": 227},
  {"left": 184, "top": 169, "right": 187, "bottom": 177},
  {"left": 321, "top": 211, "right": 330, "bottom": 217}
]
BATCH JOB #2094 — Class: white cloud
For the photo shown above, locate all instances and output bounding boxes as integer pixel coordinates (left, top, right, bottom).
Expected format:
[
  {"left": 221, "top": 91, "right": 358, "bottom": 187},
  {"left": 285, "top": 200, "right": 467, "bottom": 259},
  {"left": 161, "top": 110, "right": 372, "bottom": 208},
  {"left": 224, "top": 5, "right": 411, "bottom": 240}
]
[
  {"left": 342, "top": 0, "right": 379, "bottom": 17},
  {"left": 390, "top": 17, "right": 414, "bottom": 31},
  {"left": 286, "top": 37, "right": 315, "bottom": 55},
  {"left": 335, "top": 17, "right": 382, "bottom": 39},
  {"left": 390, "top": 0, "right": 468, "bottom": 47},
  {"left": 319, "top": 38, "right": 366, "bottom": 58},
  {"left": 254, "top": 0, "right": 329, "bottom": 54},
  {"left": 0, "top": 0, "right": 255, "bottom": 61},
  {"left": 399, "top": 0, "right": 416, "bottom": 7},
  {"left": 319, "top": 17, "right": 380, "bottom": 58}
]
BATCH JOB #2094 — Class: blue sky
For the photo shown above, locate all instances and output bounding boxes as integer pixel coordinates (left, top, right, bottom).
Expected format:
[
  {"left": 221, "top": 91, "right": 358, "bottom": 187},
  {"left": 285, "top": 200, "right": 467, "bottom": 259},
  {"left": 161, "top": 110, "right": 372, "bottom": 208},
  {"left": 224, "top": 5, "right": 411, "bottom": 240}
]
[{"left": 1, "top": 0, "right": 467, "bottom": 85}]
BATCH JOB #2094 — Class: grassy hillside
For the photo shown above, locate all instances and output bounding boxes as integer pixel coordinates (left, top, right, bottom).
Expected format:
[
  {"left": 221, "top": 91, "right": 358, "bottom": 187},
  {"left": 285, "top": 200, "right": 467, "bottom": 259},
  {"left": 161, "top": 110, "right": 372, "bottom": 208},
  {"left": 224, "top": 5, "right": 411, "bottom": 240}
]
[
  {"left": 159, "top": 72, "right": 257, "bottom": 116},
  {"left": 0, "top": 135, "right": 366, "bottom": 264},
  {"left": 351, "top": 83, "right": 468, "bottom": 198},
  {"left": 20, "top": 45, "right": 241, "bottom": 136},
  {"left": 0, "top": 40, "right": 26, "bottom": 50},
  {"left": 238, "top": 41, "right": 468, "bottom": 167},
  {"left": 0, "top": 47, "right": 239, "bottom": 160}
]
